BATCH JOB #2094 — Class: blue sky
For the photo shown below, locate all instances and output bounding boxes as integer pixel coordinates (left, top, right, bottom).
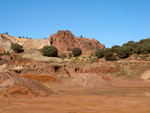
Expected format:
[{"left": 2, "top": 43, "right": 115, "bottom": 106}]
[{"left": 0, "top": 0, "right": 150, "bottom": 48}]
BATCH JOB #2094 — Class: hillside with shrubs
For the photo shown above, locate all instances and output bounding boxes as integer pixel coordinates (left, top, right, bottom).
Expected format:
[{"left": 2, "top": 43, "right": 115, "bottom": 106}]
[
  {"left": 95, "top": 38, "right": 150, "bottom": 61},
  {"left": 1, "top": 31, "right": 150, "bottom": 81}
]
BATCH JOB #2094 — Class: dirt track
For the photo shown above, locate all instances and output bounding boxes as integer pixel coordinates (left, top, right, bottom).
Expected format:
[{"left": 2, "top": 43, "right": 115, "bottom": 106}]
[
  {"left": 1, "top": 94, "right": 150, "bottom": 113},
  {"left": 1, "top": 80, "right": 150, "bottom": 113}
]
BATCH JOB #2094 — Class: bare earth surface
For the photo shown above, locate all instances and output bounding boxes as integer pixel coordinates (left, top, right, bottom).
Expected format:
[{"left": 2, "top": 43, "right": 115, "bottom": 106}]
[
  {"left": 2, "top": 30, "right": 150, "bottom": 113},
  {"left": 0, "top": 78, "right": 150, "bottom": 113}
]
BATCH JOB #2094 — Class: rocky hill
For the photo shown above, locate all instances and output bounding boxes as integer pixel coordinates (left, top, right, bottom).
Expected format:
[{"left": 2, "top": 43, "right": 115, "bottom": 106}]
[
  {"left": 48, "top": 30, "right": 105, "bottom": 51},
  {"left": 0, "top": 31, "right": 105, "bottom": 53}
]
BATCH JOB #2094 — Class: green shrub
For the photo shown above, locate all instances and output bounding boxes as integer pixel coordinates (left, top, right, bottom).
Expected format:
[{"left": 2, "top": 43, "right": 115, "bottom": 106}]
[
  {"left": 111, "top": 45, "right": 120, "bottom": 53},
  {"left": 122, "top": 41, "right": 135, "bottom": 47},
  {"left": 40, "top": 46, "right": 58, "bottom": 57},
  {"left": 105, "top": 48, "right": 112, "bottom": 53},
  {"left": 135, "top": 44, "right": 150, "bottom": 54},
  {"left": 95, "top": 49, "right": 105, "bottom": 58},
  {"left": 72, "top": 47, "right": 82, "bottom": 57},
  {"left": 118, "top": 47, "right": 130, "bottom": 59},
  {"left": 122, "top": 41, "right": 139, "bottom": 53},
  {"left": 139, "top": 38, "right": 150, "bottom": 44},
  {"left": 105, "top": 52, "right": 117, "bottom": 61},
  {"left": 11, "top": 43, "right": 24, "bottom": 53}
]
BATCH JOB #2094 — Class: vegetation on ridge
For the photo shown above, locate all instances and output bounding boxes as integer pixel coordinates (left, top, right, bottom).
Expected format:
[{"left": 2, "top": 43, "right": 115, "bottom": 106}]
[{"left": 95, "top": 38, "right": 150, "bottom": 61}]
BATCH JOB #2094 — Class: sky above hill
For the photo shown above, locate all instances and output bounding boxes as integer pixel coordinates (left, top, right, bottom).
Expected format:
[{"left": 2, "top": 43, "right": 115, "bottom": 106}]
[{"left": 0, "top": 0, "right": 150, "bottom": 48}]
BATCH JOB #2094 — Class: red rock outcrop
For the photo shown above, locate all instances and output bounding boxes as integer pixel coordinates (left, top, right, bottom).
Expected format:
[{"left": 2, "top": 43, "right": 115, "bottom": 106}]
[
  {"left": 48, "top": 30, "right": 105, "bottom": 51},
  {"left": 0, "top": 47, "right": 5, "bottom": 55}
]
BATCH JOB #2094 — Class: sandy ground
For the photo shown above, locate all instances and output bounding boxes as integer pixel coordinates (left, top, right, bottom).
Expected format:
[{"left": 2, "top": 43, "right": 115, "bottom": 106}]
[{"left": 0, "top": 78, "right": 150, "bottom": 113}]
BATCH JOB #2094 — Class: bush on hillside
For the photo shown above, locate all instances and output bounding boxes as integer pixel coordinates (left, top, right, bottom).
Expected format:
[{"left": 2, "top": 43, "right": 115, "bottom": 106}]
[
  {"left": 105, "top": 48, "right": 112, "bottom": 53},
  {"left": 72, "top": 47, "right": 82, "bottom": 57},
  {"left": 122, "top": 41, "right": 135, "bottom": 47},
  {"left": 118, "top": 47, "right": 130, "bottom": 59},
  {"left": 40, "top": 46, "right": 58, "bottom": 57},
  {"left": 11, "top": 43, "right": 24, "bottom": 53},
  {"left": 105, "top": 52, "right": 117, "bottom": 61},
  {"left": 139, "top": 38, "right": 150, "bottom": 44},
  {"left": 95, "top": 49, "right": 105, "bottom": 58},
  {"left": 135, "top": 44, "right": 150, "bottom": 54},
  {"left": 111, "top": 45, "right": 120, "bottom": 53},
  {"left": 122, "top": 41, "right": 139, "bottom": 53}
]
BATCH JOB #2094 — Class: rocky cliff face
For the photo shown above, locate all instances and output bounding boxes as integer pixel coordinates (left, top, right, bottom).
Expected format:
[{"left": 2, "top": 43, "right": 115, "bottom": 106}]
[{"left": 48, "top": 30, "right": 105, "bottom": 51}]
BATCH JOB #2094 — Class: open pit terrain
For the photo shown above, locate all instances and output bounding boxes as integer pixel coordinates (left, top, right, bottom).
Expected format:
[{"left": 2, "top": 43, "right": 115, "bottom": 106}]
[{"left": 1, "top": 31, "right": 150, "bottom": 113}]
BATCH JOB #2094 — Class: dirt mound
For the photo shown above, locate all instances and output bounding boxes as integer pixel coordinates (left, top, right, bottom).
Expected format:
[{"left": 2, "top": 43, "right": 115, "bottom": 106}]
[
  {"left": 67, "top": 73, "right": 112, "bottom": 87},
  {"left": 0, "top": 86, "right": 36, "bottom": 98},
  {"left": 48, "top": 30, "right": 105, "bottom": 51},
  {"left": 20, "top": 74, "right": 59, "bottom": 82},
  {"left": 0, "top": 77, "right": 55, "bottom": 97}
]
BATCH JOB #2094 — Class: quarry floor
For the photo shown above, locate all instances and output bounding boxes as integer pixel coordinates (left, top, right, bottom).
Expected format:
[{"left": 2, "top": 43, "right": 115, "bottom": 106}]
[{"left": 1, "top": 78, "right": 150, "bottom": 113}]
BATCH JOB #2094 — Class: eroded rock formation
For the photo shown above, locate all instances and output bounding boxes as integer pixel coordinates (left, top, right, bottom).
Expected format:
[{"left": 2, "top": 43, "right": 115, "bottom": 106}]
[{"left": 48, "top": 30, "right": 105, "bottom": 51}]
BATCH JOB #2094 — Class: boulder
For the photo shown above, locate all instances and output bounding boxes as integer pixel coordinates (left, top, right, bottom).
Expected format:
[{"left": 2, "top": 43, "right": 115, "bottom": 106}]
[{"left": 66, "top": 73, "right": 112, "bottom": 87}]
